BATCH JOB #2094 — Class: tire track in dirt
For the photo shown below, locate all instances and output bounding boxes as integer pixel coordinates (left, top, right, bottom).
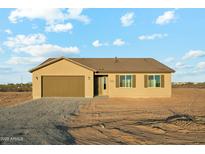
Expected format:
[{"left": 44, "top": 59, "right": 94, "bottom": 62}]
[{"left": 68, "top": 88, "right": 205, "bottom": 144}]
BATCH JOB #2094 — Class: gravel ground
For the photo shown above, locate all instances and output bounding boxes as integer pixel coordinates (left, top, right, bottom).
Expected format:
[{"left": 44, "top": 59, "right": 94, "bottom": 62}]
[{"left": 0, "top": 97, "right": 90, "bottom": 145}]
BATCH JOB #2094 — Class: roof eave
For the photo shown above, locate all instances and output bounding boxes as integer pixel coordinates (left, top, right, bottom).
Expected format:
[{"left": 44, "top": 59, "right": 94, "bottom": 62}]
[
  {"left": 96, "top": 70, "right": 175, "bottom": 73},
  {"left": 29, "top": 57, "right": 96, "bottom": 73}
]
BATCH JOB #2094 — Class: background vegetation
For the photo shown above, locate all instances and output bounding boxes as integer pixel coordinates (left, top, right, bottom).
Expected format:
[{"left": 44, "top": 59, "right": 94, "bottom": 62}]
[
  {"left": 172, "top": 82, "right": 205, "bottom": 88},
  {"left": 0, "top": 83, "right": 32, "bottom": 92}
]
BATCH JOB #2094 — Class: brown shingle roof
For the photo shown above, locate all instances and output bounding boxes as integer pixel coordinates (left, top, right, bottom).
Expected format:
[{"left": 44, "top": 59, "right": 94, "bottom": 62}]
[{"left": 29, "top": 57, "right": 175, "bottom": 73}]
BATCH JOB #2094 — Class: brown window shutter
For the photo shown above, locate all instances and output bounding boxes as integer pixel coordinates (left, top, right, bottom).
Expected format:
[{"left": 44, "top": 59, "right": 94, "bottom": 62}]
[
  {"left": 116, "top": 75, "right": 119, "bottom": 88},
  {"left": 161, "top": 75, "right": 165, "bottom": 88},
  {"left": 132, "top": 75, "right": 136, "bottom": 88},
  {"left": 144, "top": 75, "right": 148, "bottom": 88}
]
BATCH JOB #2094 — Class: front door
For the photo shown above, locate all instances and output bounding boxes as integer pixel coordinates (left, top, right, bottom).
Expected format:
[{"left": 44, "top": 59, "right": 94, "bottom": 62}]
[{"left": 98, "top": 76, "right": 108, "bottom": 96}]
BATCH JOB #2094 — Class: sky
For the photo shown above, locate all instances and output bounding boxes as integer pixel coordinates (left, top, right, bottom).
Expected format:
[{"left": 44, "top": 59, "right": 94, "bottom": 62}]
[{"left": 0, "top": 8, "right": 205, "bottom": 83}]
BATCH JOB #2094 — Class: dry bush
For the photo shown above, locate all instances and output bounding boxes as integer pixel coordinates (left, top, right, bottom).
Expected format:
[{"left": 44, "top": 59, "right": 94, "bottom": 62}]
[{"left": 0, "top": 83, "right": 32, "bottom": 92}]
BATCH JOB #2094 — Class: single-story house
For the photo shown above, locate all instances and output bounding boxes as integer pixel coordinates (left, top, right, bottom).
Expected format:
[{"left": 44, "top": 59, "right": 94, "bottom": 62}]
[{"left": 29, "top": 57, "right": 175, "bottom": 99}]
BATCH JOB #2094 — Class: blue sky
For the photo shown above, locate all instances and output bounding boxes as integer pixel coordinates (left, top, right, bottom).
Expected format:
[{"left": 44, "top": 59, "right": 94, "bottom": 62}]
[{"left": 0, "top": 8, "right": 205, "bottom": 83}]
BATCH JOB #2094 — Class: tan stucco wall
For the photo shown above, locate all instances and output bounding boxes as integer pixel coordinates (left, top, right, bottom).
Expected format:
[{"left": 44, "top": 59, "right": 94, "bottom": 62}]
[
  {"left": 108, "top": 73, "right": 172, "bottom": 98},
  {"left": 32, "top": 59, "right": 93, "bottom": 99}
]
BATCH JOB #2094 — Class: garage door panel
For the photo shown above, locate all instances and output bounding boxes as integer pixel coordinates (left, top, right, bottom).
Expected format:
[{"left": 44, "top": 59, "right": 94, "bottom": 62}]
[{"left": 42, "top": 76, "right": 85, "bottom": 97}]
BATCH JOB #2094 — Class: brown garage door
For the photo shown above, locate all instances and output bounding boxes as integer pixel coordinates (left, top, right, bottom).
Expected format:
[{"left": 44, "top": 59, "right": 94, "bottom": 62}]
[{"left": 42, "top": 76, "right": 85, "bottom": 97}]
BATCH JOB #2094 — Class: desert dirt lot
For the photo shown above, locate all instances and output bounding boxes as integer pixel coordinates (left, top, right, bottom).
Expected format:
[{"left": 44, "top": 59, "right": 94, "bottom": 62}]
[
  {"left": 68, "top": 88, "right": 205, "bottom": 144},
  {"left": 0, "top": 92, "right": 32, "bottom": 107},
  {"left": 0, "top": 88, "right": 205, "bottom": 144}
]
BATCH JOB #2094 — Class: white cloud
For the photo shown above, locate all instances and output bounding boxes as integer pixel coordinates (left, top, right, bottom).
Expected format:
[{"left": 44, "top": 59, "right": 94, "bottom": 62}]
[
  {"left": 120, "top": 12, "right": 134, "bottom": 27},
  {"left": 175, "top": 62, "right": 192, "bottom": 69},
  {"left": 45, "top": 23, "right": 73, "bottom": 32},
  {"left": 4, "top": 33, "right": 79, "bottom": 57},
  {"left": 138, "top": 33, "right": 168, "bottom": 40},
  {"left": 93, "top": 39, "right": 125, "bottom": 48},
  {"left": 4, "top": 29, "right": 12, "bottom": 35},
  {"left": 92, "top": 40, "right": 106, "bottom": 48},
  {"left": 8, "top": 8, "right": 90, "bottom": 25},
  {"left": 8, "top": 9, "right": 90, "bottom": 33},
  {"left": 182, "top": 50, "right": 205, "bottom": 60},
  {"left": 8, "top": 8, "right": 65, "bottom": 24},
  {"left": 164, "top": 57, "right": 175, "bottom": 63},
  {"left": 197, "top": 62, "right": 205, "bottom": 69},
  {"left": 155, "top": 11, "right": 175, "bottom": 25},
  {"left": 92, "top": 40, "right": 102, "bottom": 48},
  {"left": 14, "top": 44, "right": 79, "bottom": 57},
  {"left": 4, "top": 33, "right": 46, "bottom": 48},
  {"left": 113, "top": 38, "right": 125, "bottom": 46},
  {"left": 67, "top": 8, "right": 90, "bottom": 24},
  {"left": 7, "top": 56, "right": 46, "bottom": 65}
]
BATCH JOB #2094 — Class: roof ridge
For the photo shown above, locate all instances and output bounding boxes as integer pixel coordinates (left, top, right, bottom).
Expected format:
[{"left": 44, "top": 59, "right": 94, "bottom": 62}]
[{"left": 29, "top": 57, "right": 175, "bottom": 73}]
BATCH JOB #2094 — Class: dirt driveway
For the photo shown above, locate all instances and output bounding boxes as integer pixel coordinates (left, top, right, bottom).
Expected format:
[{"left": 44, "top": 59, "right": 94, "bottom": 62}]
[
  {"left": 68, "top": 88, "right": 205, "bottom": 144},
  {"left": 0, "top": 97, "right": 90, "bottom": 145}
]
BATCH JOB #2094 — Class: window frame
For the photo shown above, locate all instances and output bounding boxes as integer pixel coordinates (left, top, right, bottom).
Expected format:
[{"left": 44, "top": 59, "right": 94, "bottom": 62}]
[
  {"left": 147, "top": 74, "right": 161, "bottom": 88},
  {"left": 119, "top": 74, "right": 133, "bottom": 88}
]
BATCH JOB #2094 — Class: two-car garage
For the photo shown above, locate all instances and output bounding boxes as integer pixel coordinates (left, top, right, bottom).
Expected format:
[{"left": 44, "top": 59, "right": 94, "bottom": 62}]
[
  {"left": 41, "top": 76, "right": 85, "bottom": 97},
  {"left": 31, "top": 58, "right": 94, "bottom": 99}
]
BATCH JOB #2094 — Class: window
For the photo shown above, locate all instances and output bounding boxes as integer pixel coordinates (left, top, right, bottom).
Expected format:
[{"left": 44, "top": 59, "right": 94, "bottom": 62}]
[
  {"left": 119, "top": 75, "right": 133, "bottom": 88},
  {"left": 103, "top": 77, "right": 106, "bottom": 89},
  {"left": 155, "top": 75, "right": 161, "bottom": 87},
  {"left": 147, "top": 75, "right": 161, "bottom": 88}
]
